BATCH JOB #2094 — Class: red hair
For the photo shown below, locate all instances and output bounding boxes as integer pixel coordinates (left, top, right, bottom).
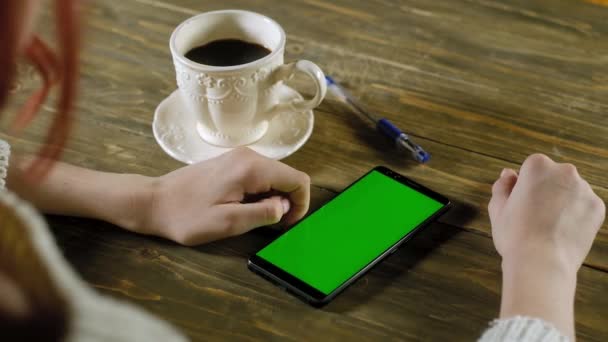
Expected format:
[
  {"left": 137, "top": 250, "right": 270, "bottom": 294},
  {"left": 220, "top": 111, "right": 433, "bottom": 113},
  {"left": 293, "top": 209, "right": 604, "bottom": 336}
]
[{"left": 0, "top": 0, "right": 80, "bottom": 181}]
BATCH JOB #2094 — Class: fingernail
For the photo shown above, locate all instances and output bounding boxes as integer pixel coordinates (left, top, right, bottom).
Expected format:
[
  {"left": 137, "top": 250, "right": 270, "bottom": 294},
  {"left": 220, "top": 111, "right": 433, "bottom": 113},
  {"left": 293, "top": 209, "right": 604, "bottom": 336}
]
[
  {"left": 500, "top": 168, "right": 507, "bottom": 177},
  {"left": 281, "top": 198, "right": 291, "bottom": 214}
]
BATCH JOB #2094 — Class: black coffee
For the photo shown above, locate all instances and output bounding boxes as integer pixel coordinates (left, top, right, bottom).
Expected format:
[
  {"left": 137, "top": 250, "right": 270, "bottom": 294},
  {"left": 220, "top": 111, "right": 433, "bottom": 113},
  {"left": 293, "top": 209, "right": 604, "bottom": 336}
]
[{"left": 185, "top": 39, "right": 272, "bottom": 66}]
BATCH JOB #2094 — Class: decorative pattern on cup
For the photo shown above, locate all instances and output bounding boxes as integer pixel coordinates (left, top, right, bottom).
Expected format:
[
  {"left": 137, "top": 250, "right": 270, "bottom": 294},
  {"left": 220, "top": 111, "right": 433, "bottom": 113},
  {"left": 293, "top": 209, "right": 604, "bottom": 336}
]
[
  {"left": 175, "top": 63, "right": 277, "bottom": 104},
  {"left": 195, "top": 119, "right": 269, "bottom": 147}
]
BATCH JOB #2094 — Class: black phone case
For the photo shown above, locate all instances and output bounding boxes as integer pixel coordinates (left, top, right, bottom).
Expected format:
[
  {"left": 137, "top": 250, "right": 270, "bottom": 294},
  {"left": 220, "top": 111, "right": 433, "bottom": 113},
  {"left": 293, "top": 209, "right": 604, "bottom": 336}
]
[{"left": 248, "top": 166, "right": 451, "bottom": 307}]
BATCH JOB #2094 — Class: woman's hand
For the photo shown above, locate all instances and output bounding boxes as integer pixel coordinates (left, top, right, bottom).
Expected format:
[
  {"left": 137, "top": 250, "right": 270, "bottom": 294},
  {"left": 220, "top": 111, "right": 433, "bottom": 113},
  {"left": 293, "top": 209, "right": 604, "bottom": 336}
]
[
  {"left": 489, "top": 153, "right": 605, "bottom": 273},
  {"left": 140, "top": 147, "right": 311, "bottom": 246},
  {"left": 488, "top": 153, "right": 605, "bottom": 340},
  {"left": 9, "top": 147, "right": 310, "bottom": 246}
]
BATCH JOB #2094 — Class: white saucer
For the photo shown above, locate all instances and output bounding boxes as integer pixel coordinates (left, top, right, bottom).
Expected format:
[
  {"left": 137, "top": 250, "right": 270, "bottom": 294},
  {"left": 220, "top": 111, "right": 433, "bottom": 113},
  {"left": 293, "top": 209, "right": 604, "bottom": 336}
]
[{"left": 153, "top": 85, "right": 314, "bottom": 164}]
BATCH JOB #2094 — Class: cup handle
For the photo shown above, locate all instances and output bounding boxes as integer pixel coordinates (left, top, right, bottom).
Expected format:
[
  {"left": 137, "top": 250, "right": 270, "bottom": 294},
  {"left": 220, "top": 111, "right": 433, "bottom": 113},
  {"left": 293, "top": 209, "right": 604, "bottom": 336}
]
[{"left": 265, "top": 60, "right": 327, "bottom": 119}]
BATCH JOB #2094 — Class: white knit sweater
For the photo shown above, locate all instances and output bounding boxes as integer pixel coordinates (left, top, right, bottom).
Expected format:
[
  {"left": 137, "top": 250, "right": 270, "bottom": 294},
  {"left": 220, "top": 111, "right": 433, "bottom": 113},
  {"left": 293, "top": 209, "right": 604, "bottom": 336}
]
[
  {"left": 0, "top": 139, "right": 568, "bottom": 341},
  {"left": 478, "top": 317, "right": 568, "bottom": 342},
  {"left": 0, "top": 139, "right": 186, "bottom": 341}
]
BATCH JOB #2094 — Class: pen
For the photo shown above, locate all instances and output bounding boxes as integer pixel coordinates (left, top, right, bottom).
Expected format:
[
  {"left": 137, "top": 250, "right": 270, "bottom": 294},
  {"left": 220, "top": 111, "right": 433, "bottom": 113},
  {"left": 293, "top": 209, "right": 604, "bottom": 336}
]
[{"left": 325, "top": 76, "right": 430, "bottom": 163}]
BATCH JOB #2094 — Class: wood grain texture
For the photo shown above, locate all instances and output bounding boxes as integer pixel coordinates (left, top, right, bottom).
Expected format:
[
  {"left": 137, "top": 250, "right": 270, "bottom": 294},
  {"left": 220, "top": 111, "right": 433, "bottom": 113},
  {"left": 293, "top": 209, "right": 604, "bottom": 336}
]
[
  {"left": 47, "top": 191, "right": 608, "bottom": 341},
  {"left": 1, "top": 0, "right": 607, "bottom": 340},
  {"left": 585, "top": 0, "right": 608, "bottom": 6}
]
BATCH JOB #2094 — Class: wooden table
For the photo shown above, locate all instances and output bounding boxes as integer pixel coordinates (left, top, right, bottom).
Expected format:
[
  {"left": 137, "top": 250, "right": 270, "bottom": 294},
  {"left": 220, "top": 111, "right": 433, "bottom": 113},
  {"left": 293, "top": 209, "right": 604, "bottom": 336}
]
[{"left": 4, "top": 0, "right": 608, "bottom": 340}]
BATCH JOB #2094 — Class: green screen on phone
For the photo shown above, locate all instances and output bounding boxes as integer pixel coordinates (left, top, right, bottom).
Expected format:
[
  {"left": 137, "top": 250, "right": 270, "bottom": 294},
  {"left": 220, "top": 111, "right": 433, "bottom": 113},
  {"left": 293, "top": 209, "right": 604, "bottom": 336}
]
[{"left": 256, "top": 170, "right": 445, "bottom": 295}]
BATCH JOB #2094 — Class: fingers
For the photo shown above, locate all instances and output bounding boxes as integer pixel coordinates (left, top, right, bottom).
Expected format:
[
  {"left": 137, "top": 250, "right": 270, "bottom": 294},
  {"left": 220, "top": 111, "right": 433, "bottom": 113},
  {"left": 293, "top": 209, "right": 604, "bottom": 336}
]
[
  {"left": 234, "top": 148, "right": 310, "bottom": 224},
  {"left": 518, "top": 153, "right": 554, "bottom": 178},
  {"left": 520, "top": 154, "right": 587, "bottom": 191},
  {"left": 488, "top": 168, "right": 518, "bottom": 221},
  {"left": 217, "top": 196, "right": 291, "bottom": 237},
  {"left": 262, "top": 163, "right": 310, "bottom": 224},
  {"left": 174, "top": 196, "right": 290, "bottom": 246}
]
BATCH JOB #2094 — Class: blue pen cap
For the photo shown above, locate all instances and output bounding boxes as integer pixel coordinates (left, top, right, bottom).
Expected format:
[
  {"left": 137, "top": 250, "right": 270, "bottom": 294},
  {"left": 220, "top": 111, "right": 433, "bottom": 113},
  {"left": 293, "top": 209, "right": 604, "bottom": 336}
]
[{"left": 413, "top": 147, "right": 431, "bottom": 163}]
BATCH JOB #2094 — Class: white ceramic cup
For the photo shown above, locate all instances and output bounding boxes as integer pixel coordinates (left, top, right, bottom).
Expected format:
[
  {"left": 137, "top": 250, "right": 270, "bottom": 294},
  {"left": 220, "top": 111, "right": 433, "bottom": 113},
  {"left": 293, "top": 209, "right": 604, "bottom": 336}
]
[{"left": 170, "top": 10, "right": 327, "bottom": 147}]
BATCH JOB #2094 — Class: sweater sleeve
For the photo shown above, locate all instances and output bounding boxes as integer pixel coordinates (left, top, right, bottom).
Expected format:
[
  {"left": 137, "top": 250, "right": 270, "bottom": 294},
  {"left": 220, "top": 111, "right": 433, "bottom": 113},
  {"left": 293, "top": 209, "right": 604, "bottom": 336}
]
[
  {"left": 478, "top": 316, "right": 569, "bottom": 342},
  {"left": 0, "top": 139, "right": 10, "bottom": 191}
]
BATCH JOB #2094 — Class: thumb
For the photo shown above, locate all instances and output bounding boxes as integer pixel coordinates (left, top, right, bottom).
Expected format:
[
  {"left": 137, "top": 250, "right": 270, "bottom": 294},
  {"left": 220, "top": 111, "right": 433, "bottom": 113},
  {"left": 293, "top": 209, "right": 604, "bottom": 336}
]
[
  {"left": 217, "top": 196, "right": 290, "bottom": 236},
  {"left": 488, "top": 168, "right": 518, "bottom": 222}
]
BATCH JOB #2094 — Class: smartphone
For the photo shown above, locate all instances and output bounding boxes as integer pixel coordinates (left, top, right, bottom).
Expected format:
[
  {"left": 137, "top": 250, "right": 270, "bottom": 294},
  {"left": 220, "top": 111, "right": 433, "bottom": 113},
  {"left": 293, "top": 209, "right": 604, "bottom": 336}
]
[{"left": 248, "top": 166, "right": 450, "bottom": 307}]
